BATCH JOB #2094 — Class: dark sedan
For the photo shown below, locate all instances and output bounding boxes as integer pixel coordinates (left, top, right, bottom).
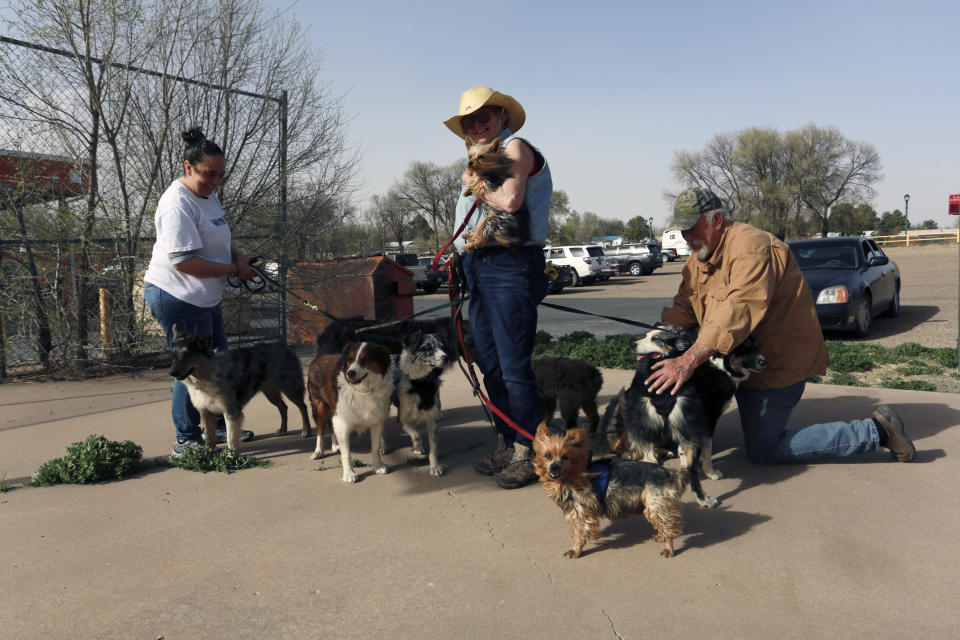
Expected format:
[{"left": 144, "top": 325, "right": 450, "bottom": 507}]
[{"left": 787, "top": 237, "right": 900, "bottom": 337}]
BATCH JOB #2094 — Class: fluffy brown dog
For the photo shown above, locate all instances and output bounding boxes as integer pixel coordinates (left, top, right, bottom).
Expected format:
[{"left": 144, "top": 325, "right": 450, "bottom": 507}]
[
  {"left": 532, "top": 423, "right": 684, "bottom": 558},
  {"left": 461, "top": 138, "right": 530, "bottom": 251}
]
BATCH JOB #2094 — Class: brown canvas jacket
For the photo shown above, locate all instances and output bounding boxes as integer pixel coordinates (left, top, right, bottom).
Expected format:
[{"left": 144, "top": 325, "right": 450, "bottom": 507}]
[{"left": 661, "top": 222, "right": 829, "bottom": 389}]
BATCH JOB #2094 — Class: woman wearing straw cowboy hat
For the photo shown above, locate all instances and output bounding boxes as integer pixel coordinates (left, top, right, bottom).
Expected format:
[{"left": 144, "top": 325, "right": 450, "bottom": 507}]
[{"left": 444, "top": 86, "right": 553, "bottom": 489}]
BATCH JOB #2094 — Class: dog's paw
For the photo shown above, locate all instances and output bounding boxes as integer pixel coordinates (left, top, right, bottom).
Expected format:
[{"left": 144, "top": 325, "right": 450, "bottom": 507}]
[
  {"left": 411, "top": 447, "right": 427, "bottom": 457},
  {"left": 275, "top": 427, "right": 287, "bottom": 436},
  {"left": 563, "top": 549, "right": 581, "bottom": 559},
  {"left": 375, "top": 465, "right": 388, "bottom": 475},
  {"left": 309, "top": 450, "right": 323, "bottom": 460},
  {"left": 331, "top": 442, "right": 340, "bottom": 453},
  {"left": 341, "top": 469, "right": 358, "bottom": 483},
  {"left": 659, "top": 547, "right": 675, "bottom": 558},
  {"left": 429, "top": 464, "right": 445, "bottom": 477},
  {"left": 299, "top": 429, "right": 312, "bottom": 438},
  {"left": 705, "top": 470, "right": 723, "bottom": 480},
  {"left": 698, "top": 495, "right": 720, "bottom": 508}
]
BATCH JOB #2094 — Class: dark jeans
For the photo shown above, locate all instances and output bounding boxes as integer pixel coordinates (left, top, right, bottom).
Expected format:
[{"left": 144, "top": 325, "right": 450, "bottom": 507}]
[
  {"left": 463, "top": 246, "right": 548, "bottom": 448},
  {"left": 144, "top": 282, "right": 228, "bottom": 442},
  {"left": 735, "top": 380, "right": 880, "bottom": 464}
]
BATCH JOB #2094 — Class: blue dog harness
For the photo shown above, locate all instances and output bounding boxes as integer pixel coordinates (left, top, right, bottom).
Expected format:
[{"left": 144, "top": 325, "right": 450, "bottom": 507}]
[{"left": 588, "top": 461, "right": 611, "bottom": 503}]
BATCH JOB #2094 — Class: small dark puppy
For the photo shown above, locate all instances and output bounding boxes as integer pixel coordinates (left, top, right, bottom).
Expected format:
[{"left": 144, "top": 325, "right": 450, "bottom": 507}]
[
  {"left": 461, "top": 138, "right": 530, "bottom": 251},
  {"left": 601, "top": 324, "right": 767, "bottom": 508},
  {"left": 169, "top": 329, "right": 311, "bottom": 450},
  {"left": 533, "top": 423, "right": 684, "bottom": 558},
  {"left": 533, "top": 356, "right": 603, "bottom": 431},
  {"left": 392, "top": 331, "right": 456, "bottom": 476}
]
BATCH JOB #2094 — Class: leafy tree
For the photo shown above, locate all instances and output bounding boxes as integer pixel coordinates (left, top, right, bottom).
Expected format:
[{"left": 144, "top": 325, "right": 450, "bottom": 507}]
[
  {"left": 623, "top": 216, "right": 651, "bottom": 242},
  {"left": 877, "top": 209, "right": 906, "bottom": 236},
  {"left": 918, "top": 219, "right": 939, "bottom": 230},
  {"left": 550, "top": 189, "right": 572, "bottom": 235}
]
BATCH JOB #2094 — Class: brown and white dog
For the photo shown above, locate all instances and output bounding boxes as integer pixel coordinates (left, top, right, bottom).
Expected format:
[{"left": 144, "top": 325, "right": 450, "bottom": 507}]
[{"left": 307, "top": 341, "right": 394, "bottom": 483}]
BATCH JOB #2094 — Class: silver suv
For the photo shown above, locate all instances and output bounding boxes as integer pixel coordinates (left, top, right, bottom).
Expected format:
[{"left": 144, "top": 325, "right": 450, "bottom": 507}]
[
  {"left": 543, "top": 245, "right": 608, "bottom": 286},
  {"left": 605, "top": 243, "right": 663, "bottom": 276}
]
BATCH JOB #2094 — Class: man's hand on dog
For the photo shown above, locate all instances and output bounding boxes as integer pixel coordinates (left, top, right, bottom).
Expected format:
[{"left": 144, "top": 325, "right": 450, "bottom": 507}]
[{"left": 645, "top": 343, "right": 716, "bottom": 395}]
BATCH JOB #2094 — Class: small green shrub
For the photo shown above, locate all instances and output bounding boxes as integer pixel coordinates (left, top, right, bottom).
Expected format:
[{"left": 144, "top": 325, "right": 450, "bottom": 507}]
[
  {"left": 30, "top": 435, "right": 143, "bottom": 486},
  {"left": 825, "top": 342, "right": 876, "bottom": 373},
  {"left": 890, "top": 342, "right": 931, "bottom": 360},
  {"left": 931, "top": 348, "right": 959, "bottom": 369},
  {"left": 170, "top": 446, "right": 270, "bottom": 474},
  {"left": 897, "top": 361, "right": 941, "bottom": 376}
]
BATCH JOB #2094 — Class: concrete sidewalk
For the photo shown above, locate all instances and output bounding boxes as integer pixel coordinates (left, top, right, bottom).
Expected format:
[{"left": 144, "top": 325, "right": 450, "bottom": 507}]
[{"left": 1, "top": 362, "right": 957, "bottom": 639}]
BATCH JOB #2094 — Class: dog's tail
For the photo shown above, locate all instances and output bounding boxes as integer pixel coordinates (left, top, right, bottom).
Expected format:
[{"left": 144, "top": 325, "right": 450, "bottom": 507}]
[{"left": 598, "top": 391, "right": 623, "bottom": 436}]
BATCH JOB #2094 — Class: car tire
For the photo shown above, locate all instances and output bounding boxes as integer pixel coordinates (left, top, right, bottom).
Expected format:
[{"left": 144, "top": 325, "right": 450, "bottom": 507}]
[
  {"left": 884, "top": 284, "right": 900, "bottom": 317},
  {"left": 598, "top": 275, "right": 610, "bottom": 281},
  {"left": 853, "top": 293, "right": 872, "bottom": 337},
  {"left": 628, "top": 262, "right": 643, "bottom": 276},
  {"left": 570, "top": 270, "right": 580, "bottom": 287}
]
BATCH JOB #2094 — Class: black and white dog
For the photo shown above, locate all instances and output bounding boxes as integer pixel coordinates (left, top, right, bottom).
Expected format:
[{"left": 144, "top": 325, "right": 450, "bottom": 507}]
[
  {"left": 392, "top": 331, "right": 457, "bottom": 476},
  {"left": 169, "top": 329, "right": 311, "bottom": 451},
  {"left": 601, "top": 324, "right": 767, "bottom": 508}
]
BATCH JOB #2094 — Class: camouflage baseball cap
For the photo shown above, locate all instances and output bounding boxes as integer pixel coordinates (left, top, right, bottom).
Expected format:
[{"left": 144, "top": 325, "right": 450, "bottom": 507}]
[{"left": 671, "top": 187, "right": 723, "bottom": 230}]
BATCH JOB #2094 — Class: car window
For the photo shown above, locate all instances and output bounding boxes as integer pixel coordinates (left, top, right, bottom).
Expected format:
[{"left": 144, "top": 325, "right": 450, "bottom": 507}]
[
  {"left": 570, "top": 247, "right": 584, "bottom": 257},
  {"left": 867, "top": 239, "right": 885, "bottom": 257},
  {"left": 547, "top": 248, "right": 564, "bottom": 259},
  {"left": 792, "top": 245, "right": 860, "bottom": 269},
  {"left": 586, "top": 246, "right": 604, "bottom": 257}
]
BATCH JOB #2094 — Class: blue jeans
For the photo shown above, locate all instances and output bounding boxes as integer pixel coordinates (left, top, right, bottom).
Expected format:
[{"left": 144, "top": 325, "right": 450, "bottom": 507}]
[
  {"left": 463, "top": 247, "right": 548, "bottom": 449},
  {"left": 735, "top": 380, "right": 881, "bottom": 464},
  {"left": 144, "top": 282, "right": 228, "bottom": 442}
]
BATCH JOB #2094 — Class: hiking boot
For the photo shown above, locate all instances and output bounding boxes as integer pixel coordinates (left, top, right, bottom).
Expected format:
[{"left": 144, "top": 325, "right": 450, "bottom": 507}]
[
  {"left": 171, "top": 438, "right": 204, "bottom": 460},
  {"left": 872, "top": 405, "right": 916, "bottom": 462},
  {"left": 493, "top": 444, "right": 537, "bottom": 489},
  {"left": 206, "top": 428, "right": 254, "bottom": 444},
  {"left": 473, "top": 436, "right": 513, "bottom": 475}
]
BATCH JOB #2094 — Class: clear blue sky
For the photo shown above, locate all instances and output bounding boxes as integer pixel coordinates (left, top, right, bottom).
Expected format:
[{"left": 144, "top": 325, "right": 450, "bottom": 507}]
[{"left": 280, "top": 0, "right": 957, "bottom": 229}]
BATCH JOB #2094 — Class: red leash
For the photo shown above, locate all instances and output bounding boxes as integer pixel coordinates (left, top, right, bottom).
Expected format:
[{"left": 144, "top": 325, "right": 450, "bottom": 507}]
[{"left": 433, "top": 200, "right": 536, "bottom": 443}]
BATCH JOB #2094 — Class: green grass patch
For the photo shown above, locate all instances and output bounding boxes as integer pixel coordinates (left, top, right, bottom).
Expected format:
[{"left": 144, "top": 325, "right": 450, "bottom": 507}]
[
  {"left": 828, "top": 372, "right": 866, "bottom": 387},
  {"left": 535, "top": 331, "right": 639, "bottom": 369},
  {"left": 0, "top": 471, "right": 12, "bottom": 492},
  {"left": 29, "top": 435, "right": 144, "bottom": 486},
  {"left": 880, "top": 377, "right": 938, "bottom": 392},
  {"left": 169, "top": 446, "right": 271, "bottom": 474},
  {"left": 896, "top": 361, "right": 942, "bottom": 376}
]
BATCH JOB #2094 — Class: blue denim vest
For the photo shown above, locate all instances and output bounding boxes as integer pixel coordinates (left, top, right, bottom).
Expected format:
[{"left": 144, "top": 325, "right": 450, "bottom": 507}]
[{"left": 453, "top": 127, "right": 552, "bottom": 250}]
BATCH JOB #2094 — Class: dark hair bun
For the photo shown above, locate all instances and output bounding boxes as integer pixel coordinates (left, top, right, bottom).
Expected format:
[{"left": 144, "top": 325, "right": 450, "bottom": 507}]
[{"left": 182, "top": 127, "right": 205, "bottom": 145}]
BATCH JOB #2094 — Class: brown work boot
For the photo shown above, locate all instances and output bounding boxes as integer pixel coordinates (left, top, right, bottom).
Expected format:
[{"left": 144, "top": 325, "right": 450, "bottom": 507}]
[
  {"left": 473, "top": 435, "right": 514, "bottom": 475},
  {"left": 493, "top": 444, "right": 537, "bottom": 489},
  {"left": 872, "top": 405, "right": 916, "bottom": 462}
]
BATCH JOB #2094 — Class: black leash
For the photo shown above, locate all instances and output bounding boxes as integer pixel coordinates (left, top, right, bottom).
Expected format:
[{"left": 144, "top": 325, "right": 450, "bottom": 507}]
[{"left": 538, "top": 300, "right": 658, "bottom": 331}]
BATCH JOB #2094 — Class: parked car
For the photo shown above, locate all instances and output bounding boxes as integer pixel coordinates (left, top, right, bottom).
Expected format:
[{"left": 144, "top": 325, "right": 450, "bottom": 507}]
[
  {"left": 385, "top": 252, "right": 443, "bottom": 293},
  {"left": 787, "top": 236, "right": 900, "bottom": 337},
  {"left": 542, "top": 245, "right": 608, "bottom": 286},
  {"left": 547, "top": 263, "right": 575, "bottom": 293},
  {"left": 604, "top": 243, "right": 663, "bottom": 276},
  {"left": 417, "top": 256, "right": 447, "bottom": 293},
  {"left": 662, "top": 247, "right": 679, "bottom": 262}
]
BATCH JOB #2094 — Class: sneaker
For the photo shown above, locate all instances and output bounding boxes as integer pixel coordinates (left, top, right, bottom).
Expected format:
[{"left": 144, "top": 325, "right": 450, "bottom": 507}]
[
  {"left": 872, "top": 405, "right": 916, "bottom": 462},
  {"left": 473, "top": 439, "right": 514, "bottom": 476},
  {"left": 206, "top": 429, "right": 255, "bottom": 444},
  {"left": 493, "top": 445, "right": 538, "bottom": 489},
  {"left": 171, "top": 438, "right": 204, "bottom": 459}
]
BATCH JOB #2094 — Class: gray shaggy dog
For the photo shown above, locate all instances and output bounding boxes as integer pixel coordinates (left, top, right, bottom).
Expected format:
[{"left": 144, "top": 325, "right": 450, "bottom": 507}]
[{"left": 533, "top": 356, "right": 604, "bottom": 431}]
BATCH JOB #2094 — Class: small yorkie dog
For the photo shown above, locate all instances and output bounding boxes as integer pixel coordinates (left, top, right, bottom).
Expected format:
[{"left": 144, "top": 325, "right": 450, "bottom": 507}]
[
  {"left": 532, "top": 422, "right": 685, "bottom": 558},
  {"left": 462, "top": 138, "right": 531, "bottom": 252}
]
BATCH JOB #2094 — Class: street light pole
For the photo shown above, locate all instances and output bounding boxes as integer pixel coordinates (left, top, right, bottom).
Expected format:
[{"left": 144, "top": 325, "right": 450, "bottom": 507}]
[
  {"left": 648, "top": 217, "right": 654, "bottom": 243},
  {"left": 904, "top": 194, "right": 910, "bottom": 245}
]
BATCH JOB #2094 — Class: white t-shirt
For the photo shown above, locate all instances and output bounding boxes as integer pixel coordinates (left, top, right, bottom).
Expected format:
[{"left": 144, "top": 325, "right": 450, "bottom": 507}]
[{"left": 144, "top": 180, "right": 232, "bottom": 308}]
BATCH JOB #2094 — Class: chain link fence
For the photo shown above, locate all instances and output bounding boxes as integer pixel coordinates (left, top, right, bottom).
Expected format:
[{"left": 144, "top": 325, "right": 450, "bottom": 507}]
[{"left": 0, "top": 36, "right": 289, "bottom": 380}]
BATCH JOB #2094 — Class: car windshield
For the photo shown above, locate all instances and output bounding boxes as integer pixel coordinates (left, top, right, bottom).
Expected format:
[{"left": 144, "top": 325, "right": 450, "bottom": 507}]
[
  {"left": 791, "top": 245, "right": 860, "bottom": 270},
  {"left": 418, "top": 257, "right": 433, "bottom": 266},
  {"left": 586, "top": 246, "right": 604, "bottom": 257}
]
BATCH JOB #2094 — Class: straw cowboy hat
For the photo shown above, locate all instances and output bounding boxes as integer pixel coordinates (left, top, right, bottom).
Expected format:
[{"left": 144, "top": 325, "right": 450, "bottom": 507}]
[{"left": 443, "top": 86, "right": 526, "bottom": 140}]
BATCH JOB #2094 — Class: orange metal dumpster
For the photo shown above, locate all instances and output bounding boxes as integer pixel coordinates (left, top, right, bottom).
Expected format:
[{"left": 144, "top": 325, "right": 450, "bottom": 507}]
[{"left": 285, "top": 256, "right": 415, "bottom": 344}]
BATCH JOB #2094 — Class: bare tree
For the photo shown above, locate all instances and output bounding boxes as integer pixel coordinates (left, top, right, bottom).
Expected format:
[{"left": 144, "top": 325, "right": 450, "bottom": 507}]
[
  {"left": 785, "top": 124, "right": 882, "bottom": 237},
  {"left": 366, "top": 189, "right": 414, "bottom": 251},
  {"left": 395, "top": 160, "right": 462, "bottom": 250}
]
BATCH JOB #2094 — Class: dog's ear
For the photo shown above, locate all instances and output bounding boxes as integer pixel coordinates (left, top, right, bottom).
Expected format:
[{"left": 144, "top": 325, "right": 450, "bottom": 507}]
[
  {"left": 534, "top": 421, "right": 552, "bottom": 451},
  {"left": 196, "top": 334, "right": 214, "bottom": 356},
  {"left": 465, "top": 138, "right": 473, "bottom": 151},
  {"left": 490, "top": 138, "right": 501, "bottom": 152},
  {"left": 403, "top": 331, "right": 422, "bottom": 350},
  {"left": 566, "top": 427, "right": 589, "bottom": 447}
]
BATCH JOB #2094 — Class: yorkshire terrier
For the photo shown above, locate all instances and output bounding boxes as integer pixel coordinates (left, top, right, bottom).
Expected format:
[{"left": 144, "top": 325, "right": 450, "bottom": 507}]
[
  {"left": 461, "top": 138, "right": 531, "bottom": 251},
  {"left": 532, "top": 422, "right": 685, "bottom": 558}
]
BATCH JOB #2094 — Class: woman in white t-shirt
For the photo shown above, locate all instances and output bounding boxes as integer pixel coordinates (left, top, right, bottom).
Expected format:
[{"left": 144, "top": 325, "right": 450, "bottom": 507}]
[{"left": 144, "top": 128, "right": 256, "bottom": 458}]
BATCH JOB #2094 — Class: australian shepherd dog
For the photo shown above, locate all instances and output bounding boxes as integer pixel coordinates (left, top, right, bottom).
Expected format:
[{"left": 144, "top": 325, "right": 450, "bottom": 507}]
[
  {"left": 308, "top": 341, "right": 394, "bottom": 483},
  {"left": 533, "top": 423, "right": 684, "bottom": 558},
  {"left": 168, "top": 329, "right": 310, "bottom": 451},
  {"left": 392, "top": 331, "right": 456, "bottom": 476},
  {"left": 601, "top": 324, "right": 767, "bottom": 508}
]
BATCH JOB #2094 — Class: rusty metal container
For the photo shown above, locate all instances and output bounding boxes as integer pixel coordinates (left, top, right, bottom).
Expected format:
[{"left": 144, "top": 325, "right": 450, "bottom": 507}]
[{"left": 285, "top": 256, "right": 415, "bottom": 345}]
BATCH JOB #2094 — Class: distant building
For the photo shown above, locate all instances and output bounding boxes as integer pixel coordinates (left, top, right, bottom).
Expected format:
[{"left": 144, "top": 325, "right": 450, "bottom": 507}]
[{"left": 591, "top": 235, "right": 623, "bottom": 247}]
